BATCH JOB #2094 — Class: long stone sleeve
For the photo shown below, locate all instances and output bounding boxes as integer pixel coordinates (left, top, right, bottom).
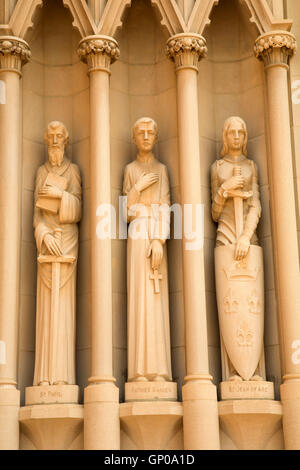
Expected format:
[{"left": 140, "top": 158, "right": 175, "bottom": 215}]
[
  {"left": 59, "top": 164, "right": 82, "bottom": 224},
  {"left": 152, "top": 164, "right": 171, "bottom": 244},
  {"left": 33, "top": 166, "right": 52, "bottom": 253},
  {"left": 122, "top": 165, "right": 141, "bottom": 223},
  {"left": 211, "top": 161, "right": 226, "bottom": 222}
]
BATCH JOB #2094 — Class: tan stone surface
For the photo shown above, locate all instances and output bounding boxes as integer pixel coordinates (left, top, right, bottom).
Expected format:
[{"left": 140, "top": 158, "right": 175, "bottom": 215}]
[
  {"left": 0, "top": 0, "right": 300, "bottom": 452},
  {"left": 25, "top": 385, "right": 79, "bottom": 405},
  {"left": 125, "top": 381, "right": 178, "bottom": 402},
  {"left": 221, "top": 380, "right": 274, "bottom": 400},
  {"left": 19, "top": 403, "right": 83, "bottom": 450},
  {"left": 120, "top": 401, "right": 183, "bottom": 450},
  {"left": 0, "top": 389, "right": 20, "bottom": 450},
  {"left": 33, "top": 121, "right": 82, "bottom": 387},
  {"left": 219, "top": 399, "right": 282, "bottom": 450},
  {"left": 123, "top": 117, "right": 173, "bottom": 384},
  {"left": 211, "top": 117, "right": 266, "bottom": 383}
]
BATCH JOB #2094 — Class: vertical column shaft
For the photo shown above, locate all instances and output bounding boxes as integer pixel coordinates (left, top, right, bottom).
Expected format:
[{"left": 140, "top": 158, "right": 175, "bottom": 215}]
[
  {"left": 176, "top": 66, "right": 210, "bottom": 377},
  {"left": 90, "top": 67, "right": 113, "bottom": 382},
  {"left": 0, "top": 35, "right": 30, "bottom": 450},
  {"left": 78, "top": 35, "right": 120, "bottom": 450},
  {"left": 255, "top": 30, "right": 300, "bottom": 450},
  {"left": 167, "top": 33, "right": 220, "bottom": 450}
]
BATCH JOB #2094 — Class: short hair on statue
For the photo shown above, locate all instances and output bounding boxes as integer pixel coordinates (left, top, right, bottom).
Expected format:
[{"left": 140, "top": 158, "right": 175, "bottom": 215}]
[
  {"left": 132, "top": 117, "right": 158, "bottom": 140},
  {"left": 44, "top": 121, "right": 69, "bottom": 147}
]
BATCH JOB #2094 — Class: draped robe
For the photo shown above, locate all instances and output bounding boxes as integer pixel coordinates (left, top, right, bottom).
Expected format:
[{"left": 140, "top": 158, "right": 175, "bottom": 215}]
[
  {"left": 33, "top": 158, "right": 82, "bottom": 385},
  {"left": 123, "top": 157, "right": 172, "bottom": 381}
]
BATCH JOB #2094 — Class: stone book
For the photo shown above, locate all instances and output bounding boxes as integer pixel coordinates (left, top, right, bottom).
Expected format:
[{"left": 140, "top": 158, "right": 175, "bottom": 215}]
[{"left": 36, "top": 172, "right": 68, "bottom": 214}]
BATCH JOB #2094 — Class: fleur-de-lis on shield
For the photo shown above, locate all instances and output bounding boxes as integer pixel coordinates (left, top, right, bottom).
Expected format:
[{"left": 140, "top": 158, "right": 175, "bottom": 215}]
[
  {"left": 237, "top": 322, "right": 253, "bottom": 346},
  {"left": 224, "top": 289, "right": 239, "bottom": 314},
  {"left": 248, "top": 290, "right": 261, "bottom": 315}
]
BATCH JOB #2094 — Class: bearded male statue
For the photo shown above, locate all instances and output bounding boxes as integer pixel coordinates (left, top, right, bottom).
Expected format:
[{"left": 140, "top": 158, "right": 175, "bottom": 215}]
[{"left": 33, "top": 121, "right": 82, "bottom": 386}]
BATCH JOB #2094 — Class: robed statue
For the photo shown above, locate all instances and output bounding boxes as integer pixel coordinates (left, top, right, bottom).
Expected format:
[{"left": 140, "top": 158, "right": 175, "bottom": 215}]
[
  {"left": 211, "top": 116, "right": 266, "bottom": 382},
  {"left": 123, "top": 117, "right": 172, "bottom": 383},
  {"left": 33, "top": 121, "right": 82, "bottom": 386}
]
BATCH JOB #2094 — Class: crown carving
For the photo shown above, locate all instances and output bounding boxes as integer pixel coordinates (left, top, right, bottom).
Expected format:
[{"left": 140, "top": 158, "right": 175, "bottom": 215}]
[{"left": 224, "top": 259, "right": 259, "bottom": 282}]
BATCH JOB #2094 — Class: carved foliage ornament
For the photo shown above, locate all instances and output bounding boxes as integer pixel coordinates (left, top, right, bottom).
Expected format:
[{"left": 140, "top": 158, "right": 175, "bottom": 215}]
[
  {"left": 78, "top": 36, "right": 120, "bottom": 62},
  {"left": 254, "top": 31, "right": 297, "bottom": 66},
  {"left": 0, "top": 36, "right": 31, "bottom": 73},
  {"left": 166, "top": 34, "right": 207, "bottom": 70},
  {"left": 78, "top": 36, "right": 120, "bottom": 73}
]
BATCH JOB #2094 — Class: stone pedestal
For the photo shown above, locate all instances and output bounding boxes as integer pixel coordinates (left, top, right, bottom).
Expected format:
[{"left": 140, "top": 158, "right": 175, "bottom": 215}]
[
  {"left": 19, "top": 404, "right": 83, "bottom": 450},
  {"left": 280, "top": 380, "right": 300, "bottom": 449},
  {"left": 84, "top": 383, "right": 120, "bottom": 450},
  {"left": 0, "top": 388, "right": 20, "bottom": 449},
  {"left": 219, "top": 400, "right": 282, "bottom": 450},
  {"left": 120, "top": 401, "right": 183, "bottom": 450},
  {"left": 182, "top": 380, "right": 220, "bottom": 450},
  {"left": 25, "top": 385, "right": 79, "bottom": 405},
  {"left": 19, "top": 385, "right": 82, "bottom": 450},
  {"left": 125, "top": 381, "right": 177, "bottom": 402},
  {"left": 220, "top": 381, "right": 274, "bottom": 400}
]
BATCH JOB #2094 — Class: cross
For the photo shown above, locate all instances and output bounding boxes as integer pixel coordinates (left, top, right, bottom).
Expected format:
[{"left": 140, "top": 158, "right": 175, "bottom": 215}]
[{"left": 150, "top": 269, "right": 163, "bottom": 294}]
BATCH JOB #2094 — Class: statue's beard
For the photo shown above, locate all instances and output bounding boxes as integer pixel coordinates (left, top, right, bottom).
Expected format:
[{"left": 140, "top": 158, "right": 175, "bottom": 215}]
[{"left": 48, "top": 147, "right": 64, "bottom": 167}]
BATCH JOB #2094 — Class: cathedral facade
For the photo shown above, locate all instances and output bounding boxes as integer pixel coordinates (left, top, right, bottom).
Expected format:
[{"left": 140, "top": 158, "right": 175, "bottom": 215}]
[{"left": 0, "top": 0, "right": 300, "bottom": 450}]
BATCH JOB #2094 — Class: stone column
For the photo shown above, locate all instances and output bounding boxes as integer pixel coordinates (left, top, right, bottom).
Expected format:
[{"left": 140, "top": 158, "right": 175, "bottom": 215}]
[
  {"left": 0, "top": 36, "right": 30, "bottom": 450},
  {"left": 167, "top": 33, "right": 220, "bottom": 450},
  {"left": 254, "top": 31, "right": 300, "bottom": 450},
  {"left": 78, "top": 35, "right": 120, "bottom": 450}
]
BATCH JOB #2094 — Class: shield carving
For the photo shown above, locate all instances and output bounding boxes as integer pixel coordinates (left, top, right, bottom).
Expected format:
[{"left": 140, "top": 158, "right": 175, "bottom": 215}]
[{"left": 215, "top": 244, "right": 264, "bottom": 381}]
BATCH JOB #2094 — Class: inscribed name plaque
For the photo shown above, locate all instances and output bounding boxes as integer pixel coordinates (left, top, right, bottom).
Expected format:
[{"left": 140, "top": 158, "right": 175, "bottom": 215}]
[
  {"left": 220, "top": 381, "right": 274, "bottom": 400},
  {"left": 125, "top": 382, "right": 178, "bottom": 402},
  {"left": 25, "top": 385, "right": 79, "bottom": 405}
]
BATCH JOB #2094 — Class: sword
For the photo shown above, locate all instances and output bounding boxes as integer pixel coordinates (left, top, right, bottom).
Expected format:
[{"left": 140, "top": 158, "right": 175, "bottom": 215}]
[
  {"left": 233, "top": 166, "right": 243, "bottom": 239},
  {"left": 38, "top": 229, "right": 75, "bottom": 385},
  {"left": 223, "top": 167, "right": 253, "bottom": 241}
]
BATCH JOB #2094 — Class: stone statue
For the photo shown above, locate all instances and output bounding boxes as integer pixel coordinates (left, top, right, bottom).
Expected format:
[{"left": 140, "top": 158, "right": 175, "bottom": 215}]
[
  {"left": 123, "top": 117, "right": 172, "bottom": 383},
  {"left": 33, "top": 121, "right": 82, "bottom": 386},
  {"left": 211, "top": 116, "right": 266, "bottom": 384}
]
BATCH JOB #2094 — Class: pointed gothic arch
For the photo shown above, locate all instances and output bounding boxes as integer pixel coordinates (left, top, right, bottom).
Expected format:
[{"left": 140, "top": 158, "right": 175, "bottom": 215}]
[
  {"left": 240, "top": 0, "right": 292, "bottom": 34},
  {"left": 7, "top": 0, "right": 292, "bottom": 43},
  {"left": 7, "top": 0, "right": 42, "bottom": 38}
]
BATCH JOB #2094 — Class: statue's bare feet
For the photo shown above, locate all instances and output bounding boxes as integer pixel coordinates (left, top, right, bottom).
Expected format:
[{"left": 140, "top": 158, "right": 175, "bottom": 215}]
[
  {"left": 39, "top": 381, "right": 49, "bottom": 386},
  {"left": 153, "top": 375, "right": 166, "bottom": 382},
  {"left": 228, "top": 374, "right": 243, "bottom": 382},
  {"left": 250, "top": 375, "right": 263, "bottom": 381},
  {"left": 135, "top": 376, "right": 148, "bottom": 382}
]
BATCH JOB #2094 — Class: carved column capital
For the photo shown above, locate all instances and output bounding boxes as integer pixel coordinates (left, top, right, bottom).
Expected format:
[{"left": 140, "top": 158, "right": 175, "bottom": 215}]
[
  {"left": 254, "top": 31, "right": 297, "bottom": 69},
  {"left": 166, "top": 33, "right": 207, "bottom": 72},
  {"left": 0, "top": 36, "right": 31, "bottom": 76},
  {"left": 78, "top": 35, "right": 120, "bottom": 74}
]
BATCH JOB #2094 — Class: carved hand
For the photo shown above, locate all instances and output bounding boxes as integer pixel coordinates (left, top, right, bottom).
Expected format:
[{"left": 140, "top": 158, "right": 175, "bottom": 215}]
[
  {"left": 44, "top": 233, "right": 62, "bottom": 256},
  {"left": 147, "top": 239, "right": 163, "bottom": 270},
  {"left": 235, "top": 234, "right": 250, "bottom": 260},
  {"left": 39, "top": 183, "right": 63, "bottom": 199},
  {"left": 135, "top": 172, "right": 159, "bottom": 193},
  {"left": 222, "top": 175, "right": 244, "bottom": 193}
]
